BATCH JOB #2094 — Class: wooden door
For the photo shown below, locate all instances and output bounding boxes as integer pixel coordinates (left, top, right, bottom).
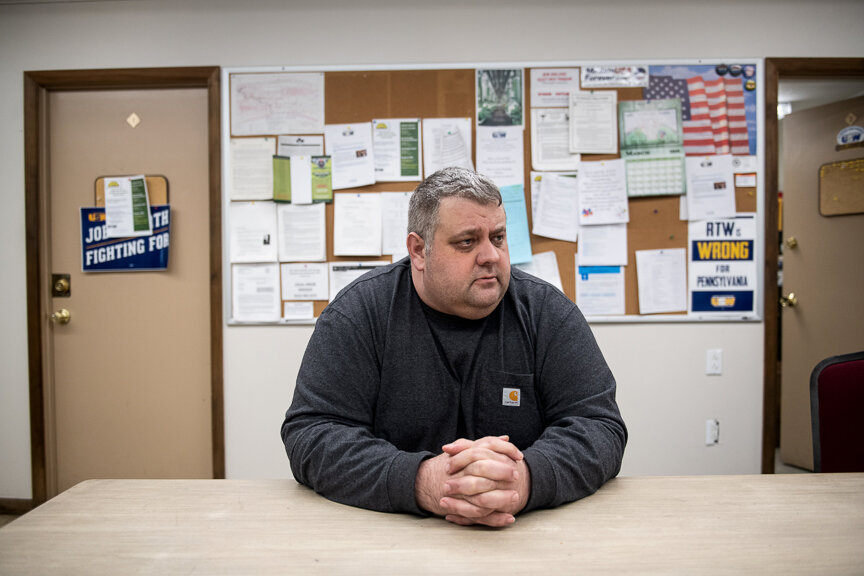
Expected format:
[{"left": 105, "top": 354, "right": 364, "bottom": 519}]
[
  {"left": 44, "top": 88, "right": 213, "bottom": 495},
  {"left": 779, "top": 95, "right": 864, "bottom": 469}
]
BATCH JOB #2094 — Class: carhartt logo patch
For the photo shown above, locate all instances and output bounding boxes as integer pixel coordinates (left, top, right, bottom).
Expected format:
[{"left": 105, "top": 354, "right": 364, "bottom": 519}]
[{"left": 502, "top": 388, "right": 520, "bottom": 406}]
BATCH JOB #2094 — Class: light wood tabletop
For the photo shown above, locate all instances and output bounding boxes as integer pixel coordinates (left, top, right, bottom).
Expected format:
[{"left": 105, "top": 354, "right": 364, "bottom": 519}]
[{"left": 1, "top": 474, "right": 862, "bottom": 574}]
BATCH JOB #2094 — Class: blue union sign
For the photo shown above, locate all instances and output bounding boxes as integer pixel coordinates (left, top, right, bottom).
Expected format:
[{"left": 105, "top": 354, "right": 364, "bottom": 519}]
[{"left": 80, "top": 205, "right": 170, "bottom": 272}]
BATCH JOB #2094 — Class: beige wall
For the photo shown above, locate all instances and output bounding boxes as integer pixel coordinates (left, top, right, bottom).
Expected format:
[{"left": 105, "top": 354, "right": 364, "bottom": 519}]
[{"left": 2, "top": 0, "right": 864, "bottom": 499}]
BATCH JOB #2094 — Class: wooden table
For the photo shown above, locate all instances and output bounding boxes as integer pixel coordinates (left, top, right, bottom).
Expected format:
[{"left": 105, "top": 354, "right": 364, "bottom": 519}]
[{"left": 1, "top": 474, "right": 862, "bottom": 574}]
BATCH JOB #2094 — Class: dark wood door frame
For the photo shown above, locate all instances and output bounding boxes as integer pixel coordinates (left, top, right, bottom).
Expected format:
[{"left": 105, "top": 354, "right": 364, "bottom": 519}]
[
  {"left": 762, "top": 58, "right": 864, "bottom": 473},
  {"left": 21, "top": 67, "right": 224, "bottom": 507}
]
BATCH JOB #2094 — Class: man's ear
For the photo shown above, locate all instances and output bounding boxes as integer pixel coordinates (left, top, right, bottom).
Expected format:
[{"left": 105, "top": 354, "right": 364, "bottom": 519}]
[{"left": 407, "top": 232, "right": 427, "bottom": 271}]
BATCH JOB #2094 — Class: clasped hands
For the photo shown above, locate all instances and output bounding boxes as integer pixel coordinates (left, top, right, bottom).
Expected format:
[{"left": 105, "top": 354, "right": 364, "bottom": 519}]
[{"left": 415, "top": 435, "right": 530, "bottom": 527}]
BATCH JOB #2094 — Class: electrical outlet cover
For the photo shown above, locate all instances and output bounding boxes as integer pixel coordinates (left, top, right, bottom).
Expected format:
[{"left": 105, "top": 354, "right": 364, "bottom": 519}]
[
  {"left": 706, "top": 349, "right": 723, "bottom": 375},
  {"left": 705, "top": 419, "right": 720, "bottom": 445}
]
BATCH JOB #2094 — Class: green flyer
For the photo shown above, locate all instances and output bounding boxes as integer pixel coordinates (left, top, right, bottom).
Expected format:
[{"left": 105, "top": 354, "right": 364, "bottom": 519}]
[
  {"left": 273, "top": 155, "right": 292, "bottom": 202},
  {"left": 311, "top": 156, "right": 332, "bottom": 203}
]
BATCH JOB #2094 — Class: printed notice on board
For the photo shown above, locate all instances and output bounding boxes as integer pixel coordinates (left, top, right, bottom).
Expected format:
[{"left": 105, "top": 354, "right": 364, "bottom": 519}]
[
  {"left": 281, "top": 262, "right": 328, "bottom": 301},
  {"left": 533, "top": 173, "right": 579, "bottom": 243},
  {"left": 688, "top": 214, "right": 756, "bottom": 314},
  {"left": 530, "top": 68, "right": 580, "bottom": 108},
  {"left": 104, "top": 175, "right": 152, "bottom": 238},
  {"left": 685, "top": 155, "right": 737, "bottom": 220},
  {"left": 325, "top": 123, "right": 376, "bottom": 190},
  {"left": 422, "top": 118, "right": 474, "bottom": 177},
  {"left": 229, "top": 201, "right": 278, "bottom": 263},
  {"left": 578, "top": 223, "right": 628, "bottom": 266},
  {"left": 230, "top": 72, "right": 325, "bottom": 136},
  {"left": 277, "top": 135, "right": 324, "bottom": 157},
  {"left": 578, "top": 159, "right": 629, "bottom": 225},
  {"left": 230, "top": 138, "right": 275, "bottom": 201},
  {"left": 569, "top": 91, "right": 618, "bottom": 154},
  {"left": 381, "top": 191, "right": 412, "bottom": 259},
  {"left": 372, "top": 118, "right": 422, "bottom": 181},
  {"left": 531, "top": 109, "right": 580, "bottom": 171},
  {"left": 576, "top": 262, "right": 625, "bottom": 316},
  {"left": 581, "top": 65, "right": 649, "bottom": 88},
  {"left": 232, "top": 263, "right": 281, "bottom": 322},
  {"left": 276, "top": 202, "right": 326, "bottom": 262},
  {"left": 333, "top": 192, "right": 382, "bottom": 256},
  {"left": 477, "top": 126, "right": 524, "bottom": 187},
  {"left": 636, "top": 248, "right": 687, "bottom": 314}
]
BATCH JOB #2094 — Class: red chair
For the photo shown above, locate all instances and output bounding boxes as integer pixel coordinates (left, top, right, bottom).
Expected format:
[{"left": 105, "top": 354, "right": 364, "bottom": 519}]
[{"left": 810, "top": 351, "right": 864, "bottom": 472}]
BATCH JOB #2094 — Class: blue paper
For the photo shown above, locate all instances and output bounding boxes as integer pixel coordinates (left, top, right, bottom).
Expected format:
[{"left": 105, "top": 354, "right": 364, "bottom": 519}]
[{"left": 500, "top": 184, "right": 533, "bottom": 265}]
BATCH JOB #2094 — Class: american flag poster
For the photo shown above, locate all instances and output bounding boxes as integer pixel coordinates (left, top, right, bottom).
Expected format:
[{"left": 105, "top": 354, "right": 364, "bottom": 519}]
[{"left": 645, "top": 64, "right": 757, "bottom": 157}]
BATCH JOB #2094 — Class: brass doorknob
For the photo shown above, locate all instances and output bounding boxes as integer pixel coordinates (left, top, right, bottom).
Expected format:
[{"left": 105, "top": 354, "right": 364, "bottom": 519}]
[
  {"left": 785, "top": 236, "right": 798, "bottom": 249},
  {"left": 780, "top": 293, "right": 798, "bottom": 308},
  {"left": 50, "top": 309, "right": 71, "bottom": 324}
]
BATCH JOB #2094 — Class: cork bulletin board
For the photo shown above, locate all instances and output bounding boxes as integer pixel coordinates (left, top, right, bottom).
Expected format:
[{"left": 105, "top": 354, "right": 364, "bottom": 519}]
[
  {"left": 819, "top": 158, "right": 864, "bottom": 216},
  {"left": 223, "top": 61, "right": 763, "bottom": 324}
]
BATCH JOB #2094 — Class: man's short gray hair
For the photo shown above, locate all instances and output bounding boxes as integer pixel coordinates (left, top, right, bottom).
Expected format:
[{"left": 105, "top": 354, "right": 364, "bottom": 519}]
[{"left": 408, "top": 167, "right": 502, "bottom": 249}]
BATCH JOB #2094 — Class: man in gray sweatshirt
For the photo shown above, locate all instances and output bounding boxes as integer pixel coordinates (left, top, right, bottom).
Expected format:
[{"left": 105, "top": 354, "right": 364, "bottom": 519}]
[{"left": 281, "top": 167, "right": 626, "bottom": 527}]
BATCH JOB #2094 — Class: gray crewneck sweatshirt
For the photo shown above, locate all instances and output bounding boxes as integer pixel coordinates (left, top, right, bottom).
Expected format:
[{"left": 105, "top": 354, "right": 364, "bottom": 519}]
[{"left": 281, "top": 258, "right": 626, "bottom": 515}]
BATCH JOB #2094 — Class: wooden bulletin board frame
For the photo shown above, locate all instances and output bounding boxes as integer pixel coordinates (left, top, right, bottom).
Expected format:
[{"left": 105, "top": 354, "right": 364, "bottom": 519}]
[{"left": 222, "top": 60, "right": 765, "bottom": 325}]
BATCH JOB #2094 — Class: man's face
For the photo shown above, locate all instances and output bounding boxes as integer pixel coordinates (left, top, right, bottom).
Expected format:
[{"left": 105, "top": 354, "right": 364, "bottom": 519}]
[{"left": 410, "top": 196, "right": 510, "bottom": 320}]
